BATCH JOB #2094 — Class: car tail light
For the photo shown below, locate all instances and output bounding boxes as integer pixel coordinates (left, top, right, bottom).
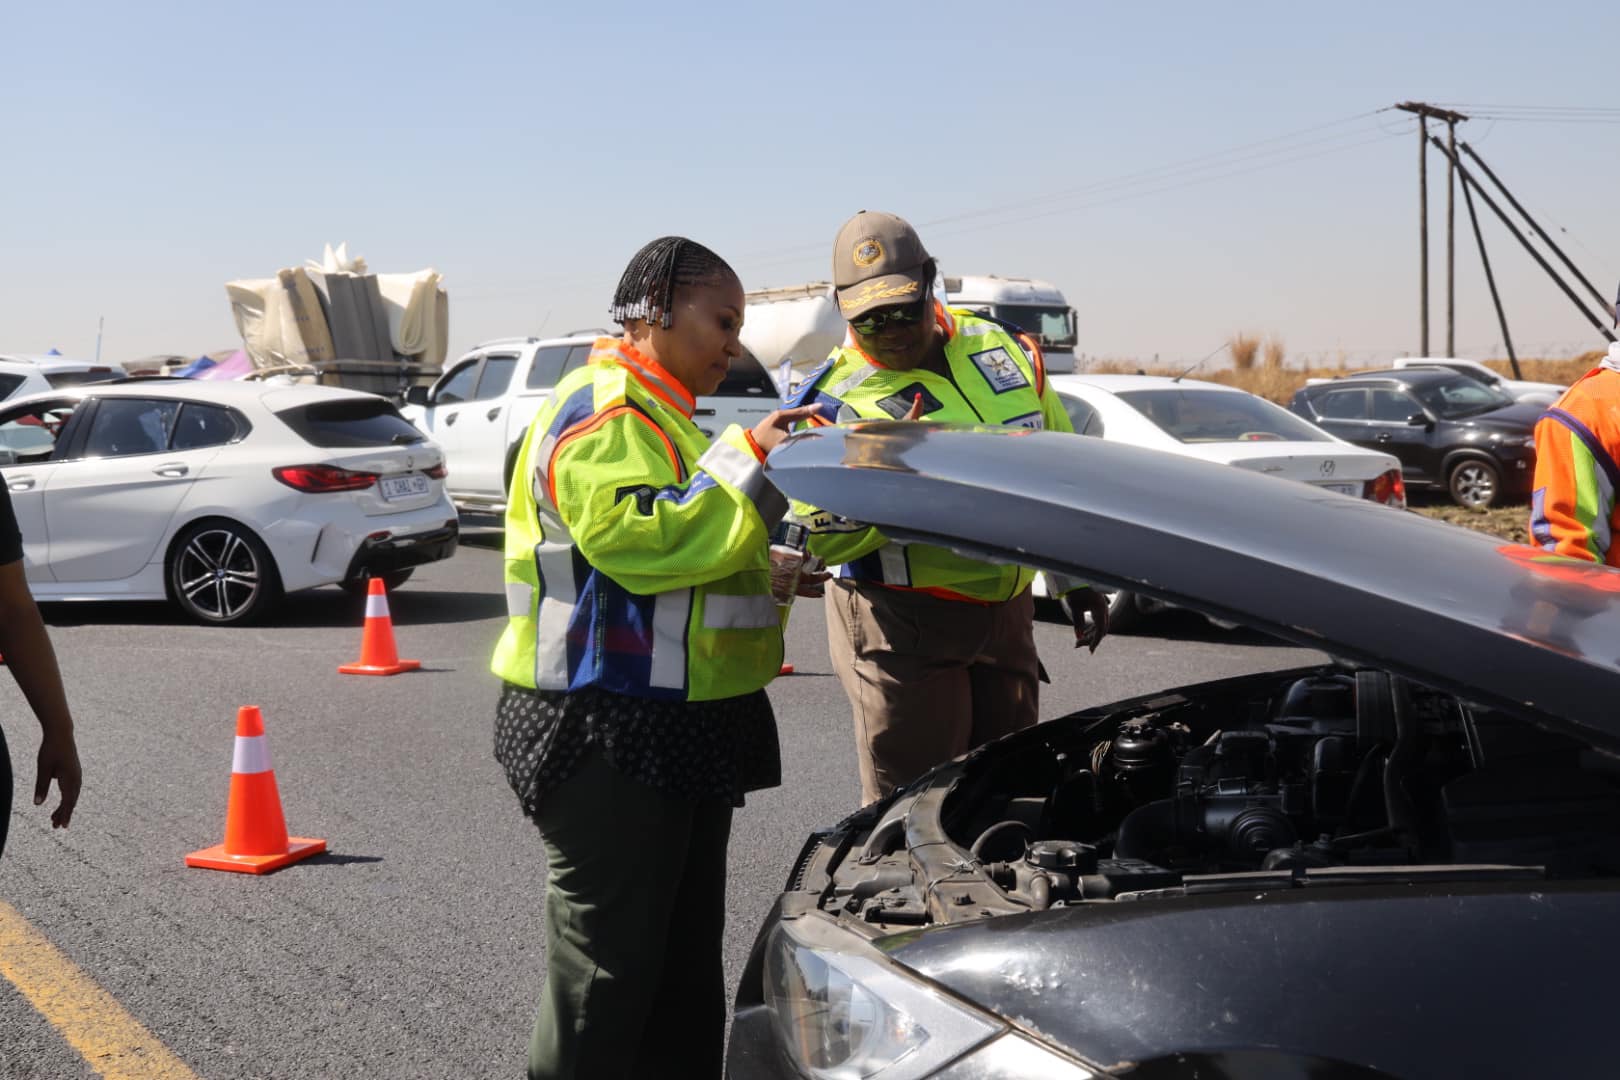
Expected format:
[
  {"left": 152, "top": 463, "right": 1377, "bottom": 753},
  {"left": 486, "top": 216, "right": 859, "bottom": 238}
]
[
  {"left": 273, "top": 465, "right": 379, "bottom": 492},
  {"left": 1364, "top": 468, "right": 1407, "bottom": 509},
  {"left": 423, "top": 462, "right": 447, "bottom": 480}
]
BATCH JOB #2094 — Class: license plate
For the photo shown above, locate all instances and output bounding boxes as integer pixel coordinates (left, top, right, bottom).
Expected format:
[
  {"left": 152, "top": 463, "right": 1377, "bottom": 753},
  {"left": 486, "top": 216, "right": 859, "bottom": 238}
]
[
  {"left": 1321, "top": 482, "right": 1359, "bottom": 496},
  {"left": 381, "top": 474, "right": 430, "bottom": 500}
]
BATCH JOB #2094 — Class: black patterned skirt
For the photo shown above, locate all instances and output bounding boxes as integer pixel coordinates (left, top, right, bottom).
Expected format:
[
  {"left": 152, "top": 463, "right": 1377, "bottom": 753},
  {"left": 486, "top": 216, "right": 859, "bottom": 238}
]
[{"left": 494, "top": 683, "right": 781, "bottom": 815}]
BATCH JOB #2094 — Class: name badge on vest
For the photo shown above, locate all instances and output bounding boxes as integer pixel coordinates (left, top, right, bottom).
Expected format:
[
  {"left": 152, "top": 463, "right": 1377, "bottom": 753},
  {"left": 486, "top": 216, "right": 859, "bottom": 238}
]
[
  {"left": 968, "top": 347, "right": 1030, "bottom": 393},
  {"left": 1005, "top": 411, "right": 1044, "bottom": 430}
]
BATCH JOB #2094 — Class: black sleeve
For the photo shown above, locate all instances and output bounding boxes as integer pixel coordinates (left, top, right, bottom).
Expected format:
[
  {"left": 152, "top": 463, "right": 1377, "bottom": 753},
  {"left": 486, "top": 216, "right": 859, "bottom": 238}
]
[{"left": 0, "top": 484, "right": 23, "bottom": 565}]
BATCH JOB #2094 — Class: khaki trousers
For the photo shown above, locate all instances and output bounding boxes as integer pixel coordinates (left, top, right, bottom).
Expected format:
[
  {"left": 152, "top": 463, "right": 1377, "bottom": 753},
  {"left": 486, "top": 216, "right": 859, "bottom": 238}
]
[{"left": 826, "top": 579, "right": 1040, "bottom": 805}]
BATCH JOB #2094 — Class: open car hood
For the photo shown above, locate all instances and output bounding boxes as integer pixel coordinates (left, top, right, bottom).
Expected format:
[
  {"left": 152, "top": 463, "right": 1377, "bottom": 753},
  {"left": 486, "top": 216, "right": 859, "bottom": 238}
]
[{"left": 765, "top": 422, "right": 1620, "bottom": 750}]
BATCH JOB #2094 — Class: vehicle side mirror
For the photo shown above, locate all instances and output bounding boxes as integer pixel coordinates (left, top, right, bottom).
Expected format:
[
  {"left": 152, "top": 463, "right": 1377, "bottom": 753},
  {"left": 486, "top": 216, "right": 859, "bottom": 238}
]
[
  {"left": 404, "top": 385, "right": 430, "bottom": 407},
  {"left": 1408, "top": 412, "right": 1432, "bottom": 429}
]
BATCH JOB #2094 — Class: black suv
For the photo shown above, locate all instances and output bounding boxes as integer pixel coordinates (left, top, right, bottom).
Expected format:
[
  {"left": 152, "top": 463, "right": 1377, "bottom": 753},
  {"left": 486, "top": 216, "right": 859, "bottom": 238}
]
[{"left": 1289, "top": 368, "right": 1540, "bottom": 508}]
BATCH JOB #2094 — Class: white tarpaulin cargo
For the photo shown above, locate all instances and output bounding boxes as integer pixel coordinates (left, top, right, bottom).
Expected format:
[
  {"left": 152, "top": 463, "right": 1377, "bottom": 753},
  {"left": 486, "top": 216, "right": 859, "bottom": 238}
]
[
  {"left": 226, "top": 243, "right": 448, "bottom": 387},
  {"left": 225, "top": 268, "right": 337, "bottom": 370}
]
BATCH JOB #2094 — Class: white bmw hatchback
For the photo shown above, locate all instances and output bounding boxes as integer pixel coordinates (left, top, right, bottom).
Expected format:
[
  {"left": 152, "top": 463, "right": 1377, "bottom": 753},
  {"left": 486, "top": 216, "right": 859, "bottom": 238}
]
[{"left": 0, "top": 380, "right": 458, "bottom": 624}]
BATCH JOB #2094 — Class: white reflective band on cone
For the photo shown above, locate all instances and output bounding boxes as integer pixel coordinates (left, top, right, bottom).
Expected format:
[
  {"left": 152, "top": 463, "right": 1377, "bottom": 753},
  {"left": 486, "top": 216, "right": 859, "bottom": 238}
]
[
  {"left": 232, "top": 735, "right": 272, "bottom": 775},
  {"left": 366, "top": 593, "right": 390, "bottom": 619}
]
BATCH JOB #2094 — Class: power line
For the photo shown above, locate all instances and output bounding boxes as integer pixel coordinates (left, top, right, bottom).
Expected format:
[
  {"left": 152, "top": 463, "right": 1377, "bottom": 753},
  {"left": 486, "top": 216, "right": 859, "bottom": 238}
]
[
  {"left": 737, "top": 109, "right": 1390, "bottom": 262},
  {"left": 742, "top": 120, "right": 1411, "bottom": 272}
]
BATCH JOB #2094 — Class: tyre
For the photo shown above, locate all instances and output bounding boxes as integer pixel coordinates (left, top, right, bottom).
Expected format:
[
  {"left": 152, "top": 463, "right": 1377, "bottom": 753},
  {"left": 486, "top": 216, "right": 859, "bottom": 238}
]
[
  {"left": 1448, "top": 458, "right": 1500, "bottom": 510},
  {"left": 341, "top": 569, "right": 415, "bottom": 598},
  {"left": 168, "top": 520, "right": 282, "bottom": 626}
]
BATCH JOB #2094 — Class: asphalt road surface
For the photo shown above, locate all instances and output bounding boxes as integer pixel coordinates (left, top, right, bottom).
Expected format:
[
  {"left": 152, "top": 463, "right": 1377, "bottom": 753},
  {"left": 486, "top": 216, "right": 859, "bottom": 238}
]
[{"left": 0, "top": 530, "right": 1321, "bottom": 1078}]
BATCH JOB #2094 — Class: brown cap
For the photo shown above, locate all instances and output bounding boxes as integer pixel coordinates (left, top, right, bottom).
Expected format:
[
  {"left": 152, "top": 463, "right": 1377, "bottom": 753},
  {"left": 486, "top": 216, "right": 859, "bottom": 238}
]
[{"left": 831, "top": 210, "right": 932, "bottom": 321}]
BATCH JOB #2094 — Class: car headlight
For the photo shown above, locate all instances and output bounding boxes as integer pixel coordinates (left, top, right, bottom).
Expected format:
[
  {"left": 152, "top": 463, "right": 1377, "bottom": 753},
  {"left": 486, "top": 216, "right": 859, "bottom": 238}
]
[{"left": 763, "top": 916, "right": 1003, "bottom": 1078}]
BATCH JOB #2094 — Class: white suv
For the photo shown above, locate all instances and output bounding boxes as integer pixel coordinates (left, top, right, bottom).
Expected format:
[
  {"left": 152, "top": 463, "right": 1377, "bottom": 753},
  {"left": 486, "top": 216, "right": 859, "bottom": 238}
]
[{"left": 402, "top": 331, "right": 781, "bottom": 515}]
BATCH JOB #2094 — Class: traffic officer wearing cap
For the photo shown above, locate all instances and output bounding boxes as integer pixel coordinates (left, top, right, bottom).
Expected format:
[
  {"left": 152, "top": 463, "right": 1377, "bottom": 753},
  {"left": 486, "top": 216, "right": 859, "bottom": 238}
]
[
  {"left": 1530, "top": 283, "right": 1620, "bottom": 565},
  {"left": 783, "top": 210, "right": 1109, "bottom": 805}
]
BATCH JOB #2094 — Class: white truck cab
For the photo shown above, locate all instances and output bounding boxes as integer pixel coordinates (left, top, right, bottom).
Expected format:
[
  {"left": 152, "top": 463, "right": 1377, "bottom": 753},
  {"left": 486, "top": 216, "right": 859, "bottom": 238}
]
[
  {"left": 742, "top": 274, "right": 1081, "bottom": 392},
  {"left": 402, "top": 331, "right": 779, "bottom": 516},
  {"left": 942, "top": 275, "right": 1078, "bottom": 373}
]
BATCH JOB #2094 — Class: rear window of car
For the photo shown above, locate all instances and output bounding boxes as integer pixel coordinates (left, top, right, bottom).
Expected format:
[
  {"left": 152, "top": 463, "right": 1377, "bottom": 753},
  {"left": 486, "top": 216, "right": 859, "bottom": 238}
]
[
  {"left": 1118, "top": 388, "right": 1332, "bottom": 443},
  {"left": 0, "top": 373, "right": 26, "bottom": 401},
  {"left": 275, "top": 398, "right": 426, "bottom": 448}
]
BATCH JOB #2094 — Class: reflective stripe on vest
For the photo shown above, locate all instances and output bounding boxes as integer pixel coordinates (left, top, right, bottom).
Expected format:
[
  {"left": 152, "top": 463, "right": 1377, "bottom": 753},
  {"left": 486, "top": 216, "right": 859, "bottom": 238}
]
[
  {"left": 698, "top": 440, "right": 786, "bottom": 524},
  {"left": 703, "top": 593, "right": 780, "bottom": 629},
  {"left": 879, "top": 546, "right": 911, "bottom": 586},
  {"left": 649, "top": 588, "right": 692, "bottom": 691},
  {"left": 533, "top": 544, "right": 577, "bottom": 688}
]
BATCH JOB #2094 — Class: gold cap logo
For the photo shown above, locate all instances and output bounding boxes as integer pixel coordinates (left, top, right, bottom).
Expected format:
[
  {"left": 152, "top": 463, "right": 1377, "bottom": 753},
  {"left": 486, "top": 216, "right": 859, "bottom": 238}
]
[{"left": 853, "top": 238, "right": 884, "bottom": 268}]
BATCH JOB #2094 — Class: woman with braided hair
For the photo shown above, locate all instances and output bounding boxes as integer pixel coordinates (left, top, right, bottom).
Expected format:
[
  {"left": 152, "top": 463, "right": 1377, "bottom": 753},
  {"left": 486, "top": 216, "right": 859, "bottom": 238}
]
[{"left": 491, "top": 236, "right": 820, "bottom": 1078}]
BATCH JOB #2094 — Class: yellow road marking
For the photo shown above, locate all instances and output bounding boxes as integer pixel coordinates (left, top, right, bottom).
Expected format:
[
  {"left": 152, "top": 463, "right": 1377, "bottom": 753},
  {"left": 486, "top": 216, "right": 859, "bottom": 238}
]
[{"left": 0, "top": 899, "right": 200, "bottom": 1079}]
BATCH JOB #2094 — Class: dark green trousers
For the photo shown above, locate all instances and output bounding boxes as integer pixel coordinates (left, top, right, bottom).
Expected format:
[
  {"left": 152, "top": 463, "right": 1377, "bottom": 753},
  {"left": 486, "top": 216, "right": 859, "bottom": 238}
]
[{"left": 528, "top": 752, "right": 733, "bottom": 1080}]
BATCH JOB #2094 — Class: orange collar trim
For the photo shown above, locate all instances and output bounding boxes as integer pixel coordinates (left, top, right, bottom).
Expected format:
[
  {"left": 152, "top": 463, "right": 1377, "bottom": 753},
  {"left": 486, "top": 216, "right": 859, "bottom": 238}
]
[{"left": 590, "top": 336, "right": 697, "bottom": 417}]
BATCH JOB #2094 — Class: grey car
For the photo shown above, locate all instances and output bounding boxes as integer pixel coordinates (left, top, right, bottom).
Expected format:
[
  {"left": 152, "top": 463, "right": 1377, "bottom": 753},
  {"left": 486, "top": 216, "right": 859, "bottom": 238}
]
[{"left": 729, "top": 422, "right": 1620, "bottom": 1079}]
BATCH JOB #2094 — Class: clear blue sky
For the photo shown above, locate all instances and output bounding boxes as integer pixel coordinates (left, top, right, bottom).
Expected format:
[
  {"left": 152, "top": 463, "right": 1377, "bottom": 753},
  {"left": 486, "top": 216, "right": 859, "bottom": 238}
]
[{"left": 4, "top": 1, "right": 1616, "bottom": 369}]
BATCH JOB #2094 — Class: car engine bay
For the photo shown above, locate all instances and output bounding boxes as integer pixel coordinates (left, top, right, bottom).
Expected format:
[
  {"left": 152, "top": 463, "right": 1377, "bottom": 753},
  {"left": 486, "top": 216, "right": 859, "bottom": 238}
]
[{"left": 807, "top": 665, "right": 1620, "bottom": 930}]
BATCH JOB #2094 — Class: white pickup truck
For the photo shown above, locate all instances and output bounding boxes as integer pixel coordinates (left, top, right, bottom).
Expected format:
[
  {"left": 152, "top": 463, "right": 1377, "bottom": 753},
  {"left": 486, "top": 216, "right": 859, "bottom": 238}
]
[{"left": 402, "top": 331, "right": 781, "bottom": 515}]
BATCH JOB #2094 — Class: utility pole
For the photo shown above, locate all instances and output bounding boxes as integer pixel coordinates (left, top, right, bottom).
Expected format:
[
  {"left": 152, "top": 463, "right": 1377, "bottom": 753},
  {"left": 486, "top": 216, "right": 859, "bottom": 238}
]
[
  {"left": 1458, "top": 161, "right": 1519, "bottom": 377},
  {"left": 1430, "top": 135, "right": 1616, "bottom": 345},
  {"left": 1417, "top": 114, "right": 1428, "bottom": 355},
  {"left": 1396, "top": 103, "right": 1468, "bottom": 357},
  {"left": 1446, "top": 118, "right": 1457, "bottom": 357},
  {"left": 1461, "top": 141, "right": 1611, "bottom": 311}
]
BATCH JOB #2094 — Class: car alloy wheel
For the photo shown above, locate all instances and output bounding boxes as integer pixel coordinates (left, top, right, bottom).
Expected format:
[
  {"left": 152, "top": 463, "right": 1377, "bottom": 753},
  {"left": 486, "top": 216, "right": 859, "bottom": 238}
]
[
  {"left": 169, "top": 521, "right": 280, "bottom": 625},
  {"left": 1448, "top": 458, "right": 1500, "bottom": 510}
]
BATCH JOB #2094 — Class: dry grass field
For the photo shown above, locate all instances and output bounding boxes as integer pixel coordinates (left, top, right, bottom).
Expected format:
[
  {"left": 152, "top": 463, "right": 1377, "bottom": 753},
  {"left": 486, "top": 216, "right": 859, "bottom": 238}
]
[{"left": 1410, "top": 500, "right": 1530, "bottom": 545}]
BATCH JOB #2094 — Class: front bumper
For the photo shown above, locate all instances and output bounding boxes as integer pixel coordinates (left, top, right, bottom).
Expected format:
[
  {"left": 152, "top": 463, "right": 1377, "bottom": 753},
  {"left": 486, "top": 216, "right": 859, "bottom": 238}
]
[{"left": 342, "top": 520, "right": 459, "bottom": 582}]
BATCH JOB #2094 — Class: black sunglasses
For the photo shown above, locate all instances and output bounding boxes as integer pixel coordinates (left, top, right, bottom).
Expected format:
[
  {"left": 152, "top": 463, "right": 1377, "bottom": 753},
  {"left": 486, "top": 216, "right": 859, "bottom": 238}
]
[{"left": 850, "top": 297, "right": 929, "bottom": 336}]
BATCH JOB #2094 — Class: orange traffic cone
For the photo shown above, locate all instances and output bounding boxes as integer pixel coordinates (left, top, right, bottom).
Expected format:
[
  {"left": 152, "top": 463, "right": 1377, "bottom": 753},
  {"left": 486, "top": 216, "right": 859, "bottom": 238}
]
[
  {"left": 338, "top": 577, "right": 420, "bottom": 676},
  {"left": 185, "top": 706, "right": 326, "bottom": 874}
]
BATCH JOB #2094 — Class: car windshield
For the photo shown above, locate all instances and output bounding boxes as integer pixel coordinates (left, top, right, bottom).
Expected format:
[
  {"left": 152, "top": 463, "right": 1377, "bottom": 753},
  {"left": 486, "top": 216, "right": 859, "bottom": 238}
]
[
  {"left": 990, "top": 305, "right": 1076, "bottom": 347},
  {"left": 1117, "top": 388, "right": 1333, "bottom": 443},
  {"left": 1409, "top": 375, "right": 1514, "bottom": 418}
]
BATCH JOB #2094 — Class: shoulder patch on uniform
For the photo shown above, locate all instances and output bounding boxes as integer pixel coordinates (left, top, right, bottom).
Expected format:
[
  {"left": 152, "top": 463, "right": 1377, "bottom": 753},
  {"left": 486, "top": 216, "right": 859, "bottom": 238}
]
[
  {"left": 968, "top": 347, "right": 1031, "bottom": 394},
  {"left": 875, "top": 383, "right": 945, "bottom": 419},
  {"left": 783, "top": 359, "right": 836, "bottom": 408}
]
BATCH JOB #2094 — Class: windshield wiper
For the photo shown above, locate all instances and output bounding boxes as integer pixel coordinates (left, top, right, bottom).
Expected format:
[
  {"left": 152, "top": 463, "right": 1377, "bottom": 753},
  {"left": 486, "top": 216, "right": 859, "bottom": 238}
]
[{"left": 391, "top": 433, "right": 425, "bottom": 445}]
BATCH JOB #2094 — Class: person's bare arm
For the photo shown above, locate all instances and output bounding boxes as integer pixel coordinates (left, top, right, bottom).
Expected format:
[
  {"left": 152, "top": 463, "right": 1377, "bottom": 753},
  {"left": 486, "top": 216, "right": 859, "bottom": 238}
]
[{"left": 0, "top": 560, "right": 79, "bottom": 827}]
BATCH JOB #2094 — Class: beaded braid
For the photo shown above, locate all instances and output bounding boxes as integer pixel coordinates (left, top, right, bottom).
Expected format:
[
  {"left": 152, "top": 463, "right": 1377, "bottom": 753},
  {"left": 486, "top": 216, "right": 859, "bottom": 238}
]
[{"left": 609, "top": 236, "right": 738, "bottom": 329}]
